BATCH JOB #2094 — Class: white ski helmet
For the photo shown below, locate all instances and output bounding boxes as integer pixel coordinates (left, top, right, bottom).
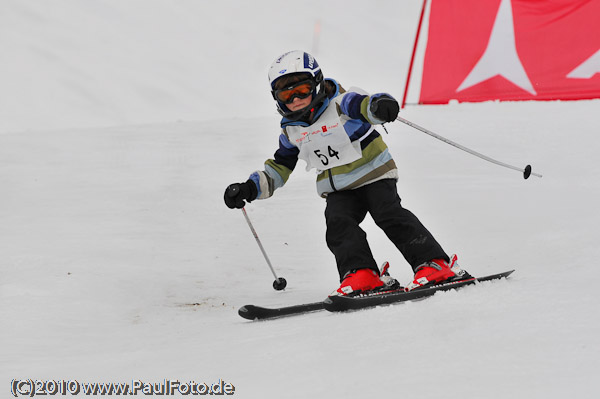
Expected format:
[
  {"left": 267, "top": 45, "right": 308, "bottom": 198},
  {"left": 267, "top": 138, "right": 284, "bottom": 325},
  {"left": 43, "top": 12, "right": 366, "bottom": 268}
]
[
  {"left": 268, "top": 50, "right": 326, "bottom": 120},
  {"left": 268, "top": 50, "right": 323, "bottom": 89}
]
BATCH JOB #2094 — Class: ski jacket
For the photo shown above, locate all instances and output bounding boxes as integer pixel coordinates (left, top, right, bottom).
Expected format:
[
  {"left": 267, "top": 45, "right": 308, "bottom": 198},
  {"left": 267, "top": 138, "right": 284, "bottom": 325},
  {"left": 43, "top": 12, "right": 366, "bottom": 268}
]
[{"left": 249, "top": 78, "right": 398, "bottom": 198}]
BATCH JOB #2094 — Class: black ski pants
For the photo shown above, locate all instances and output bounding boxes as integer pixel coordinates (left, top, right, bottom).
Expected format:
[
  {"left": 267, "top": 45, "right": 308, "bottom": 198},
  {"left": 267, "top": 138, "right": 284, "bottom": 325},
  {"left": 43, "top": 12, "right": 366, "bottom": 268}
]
[{"left": 324, "top": 179, "right": 448, "bottom": 280}]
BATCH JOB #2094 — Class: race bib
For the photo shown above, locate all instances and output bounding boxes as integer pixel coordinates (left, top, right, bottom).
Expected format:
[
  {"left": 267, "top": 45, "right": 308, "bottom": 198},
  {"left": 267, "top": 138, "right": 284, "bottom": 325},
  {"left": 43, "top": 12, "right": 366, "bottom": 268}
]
[{"left": 286, "top": 96, "right": 363, "bottom": 171}]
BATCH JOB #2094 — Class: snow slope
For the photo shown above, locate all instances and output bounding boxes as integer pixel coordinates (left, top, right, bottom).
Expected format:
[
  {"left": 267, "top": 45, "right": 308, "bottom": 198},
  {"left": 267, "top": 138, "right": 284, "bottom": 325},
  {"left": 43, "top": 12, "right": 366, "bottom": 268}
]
[
  {"left": 1, "top": 1, "right": 599, "bottom": 398},
  {"left": 0, "top": 0, "right": 419, "bottom": 133}
]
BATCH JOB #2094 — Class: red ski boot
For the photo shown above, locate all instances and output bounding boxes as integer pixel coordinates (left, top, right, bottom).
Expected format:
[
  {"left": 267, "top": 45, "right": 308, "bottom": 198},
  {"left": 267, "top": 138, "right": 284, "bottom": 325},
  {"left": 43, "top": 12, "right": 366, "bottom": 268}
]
[
  {"left": 331, "top": 262, "right": 401, "bottom": 296},
  {"left": 405, "top": 254, "right": 470, "bottom": 291},
  {"left": 333, "top": 269, "right": 384, "bottom": 296}
]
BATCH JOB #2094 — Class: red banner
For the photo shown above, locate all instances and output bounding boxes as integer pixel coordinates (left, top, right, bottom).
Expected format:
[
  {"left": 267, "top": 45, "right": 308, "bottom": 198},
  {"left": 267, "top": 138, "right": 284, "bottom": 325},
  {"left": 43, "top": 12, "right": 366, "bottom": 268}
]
[{"left": 419, "top": 0, "right": 600, "bottom": 103}]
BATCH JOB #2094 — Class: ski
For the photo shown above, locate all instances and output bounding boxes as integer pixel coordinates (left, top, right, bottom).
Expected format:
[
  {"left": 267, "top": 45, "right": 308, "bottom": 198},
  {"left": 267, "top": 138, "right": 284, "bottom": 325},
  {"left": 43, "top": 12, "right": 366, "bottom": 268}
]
[
  {"left": 238, "top": 301, "right": 326, "bottom": 320},
  {"left": 323, "top": 270, "right": 515, "bottom": 312},
  {"left": 238, "top": 270, "right": 514, "bottom": 320}
]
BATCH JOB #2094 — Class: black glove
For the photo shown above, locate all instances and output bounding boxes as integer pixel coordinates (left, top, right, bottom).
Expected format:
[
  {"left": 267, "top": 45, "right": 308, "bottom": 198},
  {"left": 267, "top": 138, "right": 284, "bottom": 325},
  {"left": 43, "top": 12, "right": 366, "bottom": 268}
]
[
  {"left": 370, "top": 94, "right": 399, "bottom": 123},
  {"left": 224, "top": 180, "right": 258, "bottom": 209}
]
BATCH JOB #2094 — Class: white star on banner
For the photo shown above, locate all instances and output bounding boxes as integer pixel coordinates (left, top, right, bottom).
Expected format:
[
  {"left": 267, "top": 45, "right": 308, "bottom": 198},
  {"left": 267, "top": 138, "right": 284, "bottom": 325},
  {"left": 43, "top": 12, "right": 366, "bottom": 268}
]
[
  {"left": 567, "top": 49, "right": 600, "bottom": 79},
  {"left": 457, "top": 0, "right": 536, "bottom": 95}
]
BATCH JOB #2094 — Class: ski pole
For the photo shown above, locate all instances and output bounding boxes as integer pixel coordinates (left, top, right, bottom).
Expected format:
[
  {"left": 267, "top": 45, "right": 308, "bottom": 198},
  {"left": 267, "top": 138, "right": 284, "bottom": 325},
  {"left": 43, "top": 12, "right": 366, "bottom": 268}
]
[
  {"left": 395, "top": 116, "right": 542, "bottom": 179},
  {"left": 226, "top": 184, "right": 287, "bottom": 291},
  {"left": 240, "top": 207, "right": 287, "bottom": 291}
]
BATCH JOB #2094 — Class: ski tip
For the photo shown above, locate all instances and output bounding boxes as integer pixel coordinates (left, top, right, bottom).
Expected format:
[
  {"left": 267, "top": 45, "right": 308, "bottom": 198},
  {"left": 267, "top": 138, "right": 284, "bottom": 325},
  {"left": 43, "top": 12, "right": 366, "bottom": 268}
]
[
  {"left": 475, "top": 269, "right": 516, "bottom": 283},
  {"left": 238, "top": 305, "right": 254, "bottom": 320}
]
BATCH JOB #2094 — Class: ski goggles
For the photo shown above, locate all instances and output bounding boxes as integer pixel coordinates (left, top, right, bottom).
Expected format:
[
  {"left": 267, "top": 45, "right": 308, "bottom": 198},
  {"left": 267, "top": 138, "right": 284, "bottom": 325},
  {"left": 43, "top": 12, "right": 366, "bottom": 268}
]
[{"left": 273, "top": 79, "right": 316, "bottom": 104}]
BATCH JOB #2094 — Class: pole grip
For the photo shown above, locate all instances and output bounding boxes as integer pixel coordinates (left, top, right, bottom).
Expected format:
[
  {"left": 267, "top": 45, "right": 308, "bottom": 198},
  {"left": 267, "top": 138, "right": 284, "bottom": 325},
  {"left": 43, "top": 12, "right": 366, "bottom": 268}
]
[{"left": 226, "top": 184, "right": 240, "bottom": 197}]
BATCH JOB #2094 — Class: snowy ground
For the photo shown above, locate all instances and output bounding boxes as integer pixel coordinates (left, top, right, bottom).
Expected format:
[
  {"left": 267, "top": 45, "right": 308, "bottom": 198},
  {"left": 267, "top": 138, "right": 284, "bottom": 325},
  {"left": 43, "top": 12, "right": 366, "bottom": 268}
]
[{"left": 2, "top": 1, "right": 599, "bottom": 398}]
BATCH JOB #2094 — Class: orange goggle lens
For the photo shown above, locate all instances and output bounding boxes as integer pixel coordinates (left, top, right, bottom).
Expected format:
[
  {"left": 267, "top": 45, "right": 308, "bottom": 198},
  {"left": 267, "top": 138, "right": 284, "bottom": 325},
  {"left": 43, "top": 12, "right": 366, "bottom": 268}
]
[{"left": 275, "top": 81, "right": 315, "bottom": 104}]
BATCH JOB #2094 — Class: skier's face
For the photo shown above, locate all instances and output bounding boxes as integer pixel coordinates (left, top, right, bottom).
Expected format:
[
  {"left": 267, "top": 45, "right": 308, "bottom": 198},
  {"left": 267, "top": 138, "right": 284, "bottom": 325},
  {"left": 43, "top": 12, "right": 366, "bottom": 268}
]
[{"left": 287, "top": 94, "right": 312, "bottom": 112}]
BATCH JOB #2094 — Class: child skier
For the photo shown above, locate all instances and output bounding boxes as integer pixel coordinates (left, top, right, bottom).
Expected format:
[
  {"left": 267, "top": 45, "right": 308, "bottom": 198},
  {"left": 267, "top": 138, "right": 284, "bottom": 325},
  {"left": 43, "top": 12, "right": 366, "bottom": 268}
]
[{"left": 224, "top": 50, "right": 470, "bottom": 295}]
